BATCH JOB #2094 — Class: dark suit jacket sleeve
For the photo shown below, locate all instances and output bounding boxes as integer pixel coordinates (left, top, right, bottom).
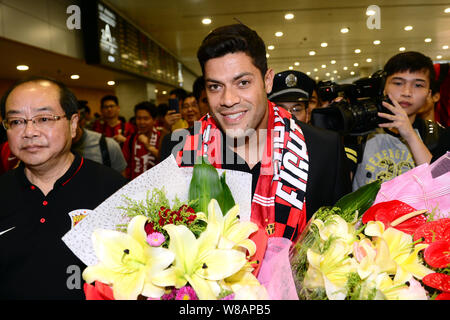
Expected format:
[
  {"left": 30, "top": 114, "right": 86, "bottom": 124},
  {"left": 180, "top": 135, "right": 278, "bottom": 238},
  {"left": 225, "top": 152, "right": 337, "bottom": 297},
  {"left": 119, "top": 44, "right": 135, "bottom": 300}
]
[
  {"left": 299, "top": 122, "right": 352, "bottom": 220},
  {"left": 160, "top": 128, "right": 192, "bottom": 162}
]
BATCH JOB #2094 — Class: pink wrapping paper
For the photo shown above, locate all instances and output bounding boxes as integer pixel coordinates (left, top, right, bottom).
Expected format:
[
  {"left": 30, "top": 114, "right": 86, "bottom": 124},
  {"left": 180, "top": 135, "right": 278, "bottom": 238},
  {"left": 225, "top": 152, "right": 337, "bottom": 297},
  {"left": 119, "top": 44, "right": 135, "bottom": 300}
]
[
  {"left": 374, "top": 152, "right": 450, "bottom": 218},
  {"left": 257, "top": 237, "right": 299, "bottom": 300}
]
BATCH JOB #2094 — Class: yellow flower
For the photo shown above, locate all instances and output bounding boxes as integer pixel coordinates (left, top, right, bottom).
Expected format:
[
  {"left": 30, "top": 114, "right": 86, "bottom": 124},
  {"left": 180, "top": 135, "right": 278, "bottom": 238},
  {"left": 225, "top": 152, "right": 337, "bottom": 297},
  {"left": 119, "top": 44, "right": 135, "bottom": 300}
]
[
  {"left": 375, "top": 273, "right": 428, "bottom": 300},
  {"left": 313, "top": 215, "right": 356, "bottom": 245},
  {"left": 151, "top": 222, "right": 247, "bottom": 299},
  {"left": 364, "top": 221, "right": 433, "bottom": 283},
  {"left": 82, "top": 215, "right": 174, "bottom": 300},
  {"left": 203, "top": 199, "right": 259, "bottom": 256},
  {"left": 303, "top": 240, "right": 357, "bottom": 300}
]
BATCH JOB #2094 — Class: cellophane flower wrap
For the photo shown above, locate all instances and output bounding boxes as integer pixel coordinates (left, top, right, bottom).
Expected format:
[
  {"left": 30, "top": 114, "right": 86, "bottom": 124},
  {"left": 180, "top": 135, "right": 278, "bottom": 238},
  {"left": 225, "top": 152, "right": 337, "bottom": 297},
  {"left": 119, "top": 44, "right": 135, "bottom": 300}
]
[
  {"left": 81, "top": 157, "right": 268, "bottom": 300},
  {"left": 290, "top": 153, "right": 450, "bottom": 300}
]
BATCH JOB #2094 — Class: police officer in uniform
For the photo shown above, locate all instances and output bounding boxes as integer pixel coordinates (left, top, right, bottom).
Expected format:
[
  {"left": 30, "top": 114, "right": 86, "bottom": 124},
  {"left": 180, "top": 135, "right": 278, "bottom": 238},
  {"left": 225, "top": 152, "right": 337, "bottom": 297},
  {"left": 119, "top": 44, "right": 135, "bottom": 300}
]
[{"left": 268, "top": 70, "right": 316, "bottom": 122}]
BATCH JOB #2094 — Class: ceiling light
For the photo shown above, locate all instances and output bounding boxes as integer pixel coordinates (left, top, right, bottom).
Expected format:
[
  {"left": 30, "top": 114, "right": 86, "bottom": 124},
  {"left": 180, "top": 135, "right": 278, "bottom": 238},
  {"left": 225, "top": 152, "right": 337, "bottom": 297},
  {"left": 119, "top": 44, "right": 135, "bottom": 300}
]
[
  {"left": 306, "top": 71, "right": 311, "bottom": 75},
  {"left": 266, "top": 53, "right": 270, "bottom": 58},
  {"left": 340, "top": 27, "right": 349, "bottom": 34},
  {"left": 314, "top": 68, "right": 318, "bottom": 72},
  {"left": 309, "top": 50, "right": 316, "bottom": 56},
  {"left": 202, "top": 18, "right": 212, "bottom": 25},
  {"left": 399, "top": 47, "right": 406, "bottom": 51},
  {"left": 321, "top": 64, "right": 326, "bottom": 68},
  {"left": 107, "top": 81, "right": 115, "bottom": 86},
  {"left": 404, "top": 25, "right": 413, "bottom": 31},
  {"left": 275, "top": 31, "right": 283, "bottom": 37},
  {"left": 366, "top": 58, "right": 372, "bottom": 63},
  {"left": 285, "top": 13, "right": 294, "bottom": 20},
  {"left": 373, "top": 40, "right": 381, "bottom": 45},
  {"left": 325, "top": 72, "right": 330, "bottom": 76},
  {"left": 424, "top": 38, "right": 432, "bottom": 43},
  {"left": 331, "top": 60, "right": 336, "bottom": 64},
  {"left": 321, "top": 42, "right": 328, "bottom": 48},
  {"left": 268, "top": 45, "right": 275, "bottom": 50},
  {"left": 294, "top": 61, "right": 300, "bottom": 66},
  {"left": 445, "top": 8, "right": 450, "bottom": 13},
  {"left": 443, "top": 45, "right": 449, "bottom": 50},
  {"left": 315, "top": 76, "right": 319, "bottom": 80},
  {"left": 343, "top": 66, "right": 348, "bottom": 70},
  {"left": 162, "top": 90, "right": 167, "bottom": 95},
  {"left": 154, "top": 89, "right": 158, "bottom": 93},
  {"left": 16, "top": 65, "right": 29, "bottom": 71},
  {"left": 437, "top": 55, "right": 443, "bottom": 59},
  {"left": 289, "top": 66, "right": 293, "bottom": 70},
  {"left": 331, "top": 77, "right": 335, "bottom": 81},
  {"left": 350, "top": 71, "right": 355, "bottom": 75},
  {"left": 333, "top": 70, "right": 338, "bottom": 74},
  {"left": 70, "top": 74, "right": 80, "bottom": 80},
  {"left": 354, "top": 49, "right": 361, "bottom": 54},
  {"left": 353, "top": 63, "right": 359, "bottom": 67}
]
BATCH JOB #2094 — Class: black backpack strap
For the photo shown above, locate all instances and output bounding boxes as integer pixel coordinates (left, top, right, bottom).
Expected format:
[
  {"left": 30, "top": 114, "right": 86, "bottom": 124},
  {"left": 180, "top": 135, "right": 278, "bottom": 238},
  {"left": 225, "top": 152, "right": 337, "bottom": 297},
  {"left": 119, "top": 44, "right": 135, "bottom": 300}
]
[
  {"left": 99, "top": 134, "right": 111, "bottom": 167},
  {"left": 415, "top": 118, "right": 445, "bottom": 153}
]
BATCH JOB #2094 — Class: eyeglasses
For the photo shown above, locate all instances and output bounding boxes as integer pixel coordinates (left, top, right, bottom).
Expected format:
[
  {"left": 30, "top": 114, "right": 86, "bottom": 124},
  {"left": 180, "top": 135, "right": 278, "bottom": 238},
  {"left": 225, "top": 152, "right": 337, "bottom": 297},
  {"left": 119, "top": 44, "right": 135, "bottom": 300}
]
[{"left": 2, "top": 114, "right": 67, "bottom": 131}]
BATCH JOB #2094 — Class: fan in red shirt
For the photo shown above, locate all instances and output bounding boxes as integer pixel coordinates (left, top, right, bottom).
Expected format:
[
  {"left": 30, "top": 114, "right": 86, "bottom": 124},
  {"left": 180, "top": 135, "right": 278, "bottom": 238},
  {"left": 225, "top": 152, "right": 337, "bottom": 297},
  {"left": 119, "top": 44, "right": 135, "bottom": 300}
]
[
  {"left": 0, "top": 141, "right": 19, "bottom": 175},
  {"left": 122, "top": 102, "right": 162, "bottom": 180},
  {"left": 92, "top": 95, "right": 136, "bottom": 145}
]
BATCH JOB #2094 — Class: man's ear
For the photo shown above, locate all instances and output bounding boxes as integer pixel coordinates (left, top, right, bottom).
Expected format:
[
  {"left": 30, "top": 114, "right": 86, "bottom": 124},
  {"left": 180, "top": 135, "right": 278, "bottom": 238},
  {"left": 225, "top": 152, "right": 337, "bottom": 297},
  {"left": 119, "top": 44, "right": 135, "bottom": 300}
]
[
  {"left": 264, "top": 68, "right": 275, "bottom": 94},
  {"left": 70, "top": 113, "right": 79, "bottom": 138}
]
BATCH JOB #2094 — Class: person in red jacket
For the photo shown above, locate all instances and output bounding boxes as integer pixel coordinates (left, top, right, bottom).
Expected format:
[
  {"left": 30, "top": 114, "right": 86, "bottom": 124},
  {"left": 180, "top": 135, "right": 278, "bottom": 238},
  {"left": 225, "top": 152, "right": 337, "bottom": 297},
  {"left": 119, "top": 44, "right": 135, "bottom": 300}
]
[
  {"left": 0, "top": 141, "right": 19, "bottom": 175},
  {"left": 92, "top": 95, "right": 135, "bottom": 145},
  {"left": 122, "top": 101, "right": 162, "bottom": 180}
]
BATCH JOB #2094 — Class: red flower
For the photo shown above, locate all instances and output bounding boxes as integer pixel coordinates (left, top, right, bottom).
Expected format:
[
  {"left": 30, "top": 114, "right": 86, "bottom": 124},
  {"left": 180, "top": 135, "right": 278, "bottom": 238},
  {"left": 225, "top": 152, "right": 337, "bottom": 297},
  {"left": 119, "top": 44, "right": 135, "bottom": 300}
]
[
  {"left": 423, "top": 240, "right": 450, "bottom": 269},
  {"left": 413, "top": 218, "right": 450, "bottom": 244},
  {"left": 362, "top": 200, "right": 427, "bottom": 234},
  {"left": 422, "top": 273, "right": 450, "bottom": 294},
  {"left": 84, "top": 281, "right": 114, "bottom": 300},
  {"left": 144, "top": 221, "right": 156, "bottom": 235}
]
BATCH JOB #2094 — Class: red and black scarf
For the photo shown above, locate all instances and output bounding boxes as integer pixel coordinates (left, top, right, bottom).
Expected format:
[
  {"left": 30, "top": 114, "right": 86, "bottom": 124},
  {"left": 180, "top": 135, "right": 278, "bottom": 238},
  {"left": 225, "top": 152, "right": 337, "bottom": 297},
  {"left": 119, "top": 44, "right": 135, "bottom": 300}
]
[{"left": 176, "top": 101, "right": 309, "bottom": 274}]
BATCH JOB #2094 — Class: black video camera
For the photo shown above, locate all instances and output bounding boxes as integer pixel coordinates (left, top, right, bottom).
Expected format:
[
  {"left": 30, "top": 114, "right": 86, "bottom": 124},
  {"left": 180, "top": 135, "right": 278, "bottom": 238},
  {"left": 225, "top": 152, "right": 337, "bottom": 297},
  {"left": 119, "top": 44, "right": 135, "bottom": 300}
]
[{"left": 312, "top": 70, "right": 393, "bottom": 135}]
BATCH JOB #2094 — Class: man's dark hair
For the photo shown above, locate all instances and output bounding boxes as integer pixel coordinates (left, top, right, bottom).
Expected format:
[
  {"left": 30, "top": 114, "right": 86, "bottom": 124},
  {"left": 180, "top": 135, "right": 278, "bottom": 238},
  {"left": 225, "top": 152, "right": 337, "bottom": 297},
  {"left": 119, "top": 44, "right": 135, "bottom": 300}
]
[
  {"left": 197, "top": 24, "right": 268, "bottom": 78},
  {"left": 169, "top": 88, "right": 188, "bottom": 102},
  {"left": 156, "top": 103, "right": 169, "bottom": 118},
  {"left": 1, "top": 76, "right": 79, "bottom": 119},
  {"left": 100, "top": 94, "right": 119, "bottom": 108},
  {"left": 383, "top": 51, "right": 436, "bottom": 88},
  {"left": 134, "top": 101, "right": 157, "bottom": 119},
  {"left": 193, "top": 76, "right": 205, "bottom": 101}
]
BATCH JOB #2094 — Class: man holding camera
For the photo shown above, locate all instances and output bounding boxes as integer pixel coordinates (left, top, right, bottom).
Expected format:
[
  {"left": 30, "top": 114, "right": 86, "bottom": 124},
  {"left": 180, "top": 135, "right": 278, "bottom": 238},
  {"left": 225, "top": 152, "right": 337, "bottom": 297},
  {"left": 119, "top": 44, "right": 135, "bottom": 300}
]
[{"left": 352, "top": 51, "right": 448, "bottom": 190}]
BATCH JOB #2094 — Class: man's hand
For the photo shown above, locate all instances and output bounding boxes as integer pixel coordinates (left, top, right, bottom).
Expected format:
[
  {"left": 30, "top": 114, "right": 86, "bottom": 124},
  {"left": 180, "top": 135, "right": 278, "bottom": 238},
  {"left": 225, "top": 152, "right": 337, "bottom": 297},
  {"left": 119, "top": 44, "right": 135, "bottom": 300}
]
[
  {"left": 378, "top": 95, "right": 416, "bottom": 141},
  {"left": 378, "top": 94, "right": 432, "bottom": 165},
  {"left": 113, "top": 130, "right": 127, "bottom": 144},
  {"left": 164, "top": 110, "right": 182, "bottom": 127}
]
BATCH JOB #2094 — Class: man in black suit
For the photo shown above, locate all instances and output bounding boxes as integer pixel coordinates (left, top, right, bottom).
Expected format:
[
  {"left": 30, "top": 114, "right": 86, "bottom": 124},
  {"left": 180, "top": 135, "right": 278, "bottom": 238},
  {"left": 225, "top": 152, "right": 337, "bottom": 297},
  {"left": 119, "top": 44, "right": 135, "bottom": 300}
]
[{"left": 160, "top": 24, "right": 351, "bottom": 274}]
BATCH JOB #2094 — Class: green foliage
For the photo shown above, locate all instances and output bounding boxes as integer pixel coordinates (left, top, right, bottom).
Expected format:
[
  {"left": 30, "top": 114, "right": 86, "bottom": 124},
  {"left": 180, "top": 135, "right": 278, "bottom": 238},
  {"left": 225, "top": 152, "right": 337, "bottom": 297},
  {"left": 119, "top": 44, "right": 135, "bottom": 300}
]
[{"left": 188, "top": 156, "right": 235, "bottom": 216}]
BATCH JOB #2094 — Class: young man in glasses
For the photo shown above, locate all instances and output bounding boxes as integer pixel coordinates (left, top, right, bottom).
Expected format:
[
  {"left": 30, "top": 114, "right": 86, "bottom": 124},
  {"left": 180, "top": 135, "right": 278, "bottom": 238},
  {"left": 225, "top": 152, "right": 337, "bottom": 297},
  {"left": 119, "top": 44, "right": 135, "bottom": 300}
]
[{"left": 0, "top": 77, "right": 127, "bottom": 299}]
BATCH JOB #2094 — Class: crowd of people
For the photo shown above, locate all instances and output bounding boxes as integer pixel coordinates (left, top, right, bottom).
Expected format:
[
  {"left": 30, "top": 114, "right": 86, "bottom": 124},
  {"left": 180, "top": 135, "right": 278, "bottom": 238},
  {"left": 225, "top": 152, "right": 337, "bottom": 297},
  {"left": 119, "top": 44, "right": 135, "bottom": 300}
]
[{"left": 0, "top": 23, "right": 449, "bottom": 299}]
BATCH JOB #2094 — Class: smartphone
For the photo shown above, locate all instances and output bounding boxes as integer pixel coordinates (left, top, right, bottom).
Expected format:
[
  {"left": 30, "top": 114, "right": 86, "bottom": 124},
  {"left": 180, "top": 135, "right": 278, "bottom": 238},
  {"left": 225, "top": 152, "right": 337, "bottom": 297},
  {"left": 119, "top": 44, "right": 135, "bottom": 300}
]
[{"left": 168, "top": 98, "right": 179, "bottom": 113}]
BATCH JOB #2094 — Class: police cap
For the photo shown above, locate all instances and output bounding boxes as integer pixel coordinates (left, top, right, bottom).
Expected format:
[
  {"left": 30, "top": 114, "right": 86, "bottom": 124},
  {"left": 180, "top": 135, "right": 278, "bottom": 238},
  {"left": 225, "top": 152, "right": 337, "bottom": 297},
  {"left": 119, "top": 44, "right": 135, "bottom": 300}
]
[{"left": 268, "top": 71, "right": 316, "bottom": 102}]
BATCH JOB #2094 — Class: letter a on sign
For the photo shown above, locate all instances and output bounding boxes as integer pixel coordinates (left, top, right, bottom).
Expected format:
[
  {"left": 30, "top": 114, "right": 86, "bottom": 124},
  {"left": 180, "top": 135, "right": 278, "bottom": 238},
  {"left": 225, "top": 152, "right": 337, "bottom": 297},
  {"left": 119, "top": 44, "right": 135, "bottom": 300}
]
[
  {"left": 66, "top": 5, "right": 81, "bottom": 30},
  {"left": 366, "top": 5, "right": 381, "bottom": 30}
]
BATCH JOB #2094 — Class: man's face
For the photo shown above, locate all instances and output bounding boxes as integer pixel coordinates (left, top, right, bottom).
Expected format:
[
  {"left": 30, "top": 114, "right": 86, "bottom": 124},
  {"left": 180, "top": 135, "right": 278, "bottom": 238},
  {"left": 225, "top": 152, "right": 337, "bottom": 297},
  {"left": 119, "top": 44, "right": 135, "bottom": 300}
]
[
  {"left": 204, "top": 52, "right": 274, "bottom": 139},
  {"left": 5, "top": 81, "right": 77, "bottom": 168},
  {"left": 276, "top": 101, "right": 307, "bottom": 122},
  {"left": 198, "top": 90, "right": 210, "bottom": 117},
  {"left": 135, "top": 109, "right": 154, "bottom": 135},
  {"left": 384, "top": 70, "right": 431, "bottom": 117},
  {"left": 101, "top": 99, "right": 120, "bottom": 120},
  {"left": 181, "top": 96, "right": 200, "bottom": 126}
]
